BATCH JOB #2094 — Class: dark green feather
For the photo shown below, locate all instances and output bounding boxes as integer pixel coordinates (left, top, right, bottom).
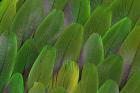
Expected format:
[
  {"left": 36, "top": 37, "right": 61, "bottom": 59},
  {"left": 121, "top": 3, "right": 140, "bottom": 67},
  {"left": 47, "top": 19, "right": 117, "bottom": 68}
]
[
  {"left": 14, "top": 39, "right": 39, "bottom": 73},
  {"left": 0, "top": 32, "right": 17, "bottom": 92},
  {"left": 98, "top": 54, "right": 123, "bottom": 85}
]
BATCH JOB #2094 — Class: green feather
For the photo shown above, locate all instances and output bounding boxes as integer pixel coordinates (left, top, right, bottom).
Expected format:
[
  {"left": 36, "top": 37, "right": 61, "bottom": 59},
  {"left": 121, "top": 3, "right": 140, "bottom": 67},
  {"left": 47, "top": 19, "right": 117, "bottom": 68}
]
[
  {"left": 46, "top": 0, "right": 68, "bottom": 11},
  {"left": 64, "top": 0, "right": 90, "bottom": 25},
  {"left": 118, "top": 18, "right": 140, "bottom": 85},
  {"left": 101, "top": 0, "right": 115, "bottom": 7},
  {"left": 98, "top": 80, "right": 119, "bottom": 93},
  {"left": 28, "top": 45, "right": 56, "bottom": 89},
  {"left": 28, "top": 82, "right": 45, "bottom": 93},
  {"left": 54, "top": 23, "right": 84, "bottom": 68},
  {"left": 90, "top": 0, "right": 101, "bottom": 11},
  {"left": 34, "top": 9, "right": 64, "bottom": 51},
  {"left": 111, "top": 0, "right": 132, "bottom": 23},
  {"left": 6, "top": 73, "right": 24, "bottom": 93},
  {"left": 82, "top": 33, "right": 104, "bottom": 65},
  {"left": 50, "top": 61, "right": 79, "bottom": 93},
  {"left": 53, "top": 0, "right": 68, "bottom": 10},
  {"left": 14, "top": 39, "right": 39, "bottom": 73},
  {"left": 128, "top": 0, "right": 140, "bottom": 26},
  {"left": 0, "top": 0, "right": 17, "bottom": 34},
  {"left": 49, "top": 87, "right": 67, "bottom": 93},
  {"left": 129, "top": 44, "right": 140, "bottom": 78},
  {"left": 111, "top": 0, "right": 140, "bottom": 26},
  {"left": 84, "top": 6, "right": 112, "bottom": 42},
  {"left": 11, "top": 0, "right": 47, "bottom": 47},
  {"left": 16, "top": 0, "right": 25, "bottom": 10},
  {"left": 0, "top": 32, "right": 17, "bottom": 92},
  {"left": 98, "top": 54, "right": 123, "bottom": 85},
  {"left": 103, "top": 17, "right": 131, "bottom": 56},
  {"left": 75, "top": 63, "right": 99, "bottom": 93},
  {"left": 121, "top": 69, "right": 140, "bottom": 93},
  {"left": 0, "top": 0, "right": 9, "bottom": 19},
  {"left": 119, "top": 16, "right": 140, "bottom": 66}
]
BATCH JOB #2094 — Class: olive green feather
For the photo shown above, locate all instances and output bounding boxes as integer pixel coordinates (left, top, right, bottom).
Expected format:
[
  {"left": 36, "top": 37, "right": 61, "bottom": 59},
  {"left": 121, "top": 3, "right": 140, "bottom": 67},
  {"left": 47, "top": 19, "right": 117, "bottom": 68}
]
[
  {"left": 74, "top": 63, "right": 99, "bottom": 93},
  {"left": 28, "top": 82, "right": 45, "bottom": 93},
  {"left": 84, "top": 6, "right": 112, "bottom": 42},
  {"left": 49, "top": 87, "right": 67, "bottom": 93},
  {"left": 82, "top": 33, "right": 104, "bottom": 65},
  {"left": 0, "top": 0, "right": 17, "bottom": 34},
  {"left": 34, "top": 9, "right": 64, "bottom": 51},
  {"left": 50, "top": 61, "right": 79, "bottom": 93},
  {"left": 129, "top": 44, "right": 140, "bottom": 78},
  {"left": 11, "top": 0, "right": 47, "bottom": 47},
  {"left": 120, "top": 69, "right": 140, "bottom": 93},
  {"left": 54, "top": 23, "right": 84, "bottom": 70}
]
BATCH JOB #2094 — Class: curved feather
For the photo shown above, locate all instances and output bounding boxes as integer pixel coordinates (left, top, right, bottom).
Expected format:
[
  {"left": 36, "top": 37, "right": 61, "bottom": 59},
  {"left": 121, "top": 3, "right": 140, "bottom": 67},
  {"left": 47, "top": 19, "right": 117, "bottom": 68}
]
[
  {"left": 98, "top": 54, "right": 123, "bottom": 85},
  {"left": 64, "top": 0, "right": 90, "bottom": 25},
  {"left": 84, "top": 6, "right": 112, "bottom": 42},
  {"left": 16, "top": 0, "right": 25, "bottom": 10},
  {"left": 75, "top": 63, "right": 99, "bottom": 93},
  {"left": 120, "top": 69, "right": 140, "bottom": 93},
  {"left": 103, "top": 17, "right": 131, "bottom": 56},
  {"left": 53, "top": 0, "right": 68, "bottom": 10},
  {"left": 111, "top": 0, "right": 140, "bottom": 26},
  {"left": 119, "top": 18, "right": 140, "bottom": 86},
  {"left": 81, "top": 33, "right": 104, "bottom": 65},
  {"left": 128, "top": 0, "right": 140, "bottom": 26},
  {"left": 28, "top": 82, "right": 45, "bottom": 93},
  {"left": 34, "top": 9, "right": 64, "bottom": 51},
  {"left": 50, "top": 61, "right": 79, "bottom": 93},
  {"left": 28, "top": 45, "right": 56, "bottom": 89},
  {"left": 129, "top": 44, "right": 140, "bottom": 78},
  {"left": 5, "top": 73, "right": 24, "bottom": 93},
  {"left": 11, "top": 0, "right": 47, "bottom": 47},
  {"left": 0, "top": 32, "right": 17, "bottom": 92},
  {"left": 0, "top": 0, "right": 17, "bottom": 34},
  {"left": 0, "top": 0, "right": 9, "bottom": 19},
  {"left": 14, "top": 39, "right": 39, "bottom": 73},
  {"left": 98, "top": 80, "right": 119, "bottom": 93},
  {"left": 90, "top": 0, "right": 101, "bottom": 12},
  {"left": 54, "top": 23, "right": 84, "bottom": 71}
]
